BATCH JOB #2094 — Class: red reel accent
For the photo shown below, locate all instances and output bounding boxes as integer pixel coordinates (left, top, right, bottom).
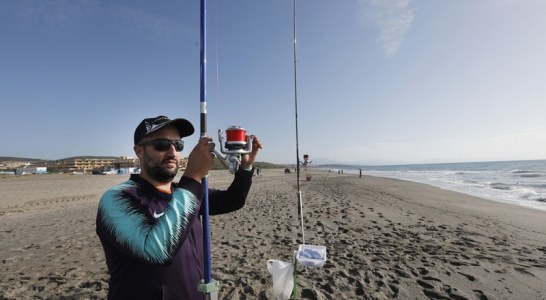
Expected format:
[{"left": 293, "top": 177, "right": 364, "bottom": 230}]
[{"left": 226, "top": 126, "right": 246, "bottom": 143}]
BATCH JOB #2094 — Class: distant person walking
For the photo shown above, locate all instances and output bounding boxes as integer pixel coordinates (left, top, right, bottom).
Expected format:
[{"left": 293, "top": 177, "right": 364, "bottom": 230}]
[{"left": 359, "top": 168, "right": 362, "bottom": 178}]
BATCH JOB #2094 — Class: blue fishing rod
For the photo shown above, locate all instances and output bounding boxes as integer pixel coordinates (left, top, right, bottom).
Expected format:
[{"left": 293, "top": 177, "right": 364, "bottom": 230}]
[{"left": 197, "top": 0, "right": 219, "bottom": 298}]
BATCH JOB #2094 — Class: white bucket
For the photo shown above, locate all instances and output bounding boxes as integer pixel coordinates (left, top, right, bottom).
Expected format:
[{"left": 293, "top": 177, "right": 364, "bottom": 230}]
[
  {"left": 266, "top": 259, "right": 294, "bottom": 300},
  {"left": 296, "top": 244, "right": 327, "bottom": 268}
]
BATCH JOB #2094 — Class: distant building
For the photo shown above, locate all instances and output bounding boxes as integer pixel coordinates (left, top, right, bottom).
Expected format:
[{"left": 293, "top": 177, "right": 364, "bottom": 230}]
[
  {"left": 3, "top": 156, "right": 188, "bottom": 174},
  {"left": 52, "top": 157, "right": 138, "bottom": 173},
  {"left": 0, "top": 161, "right": 31, "bottom": 170},
  {"left": 51, "top": 156, "right": 187, "bottom": 173},
  {"left": 15, "top": 167, "right": 47, "bottom": 175}
]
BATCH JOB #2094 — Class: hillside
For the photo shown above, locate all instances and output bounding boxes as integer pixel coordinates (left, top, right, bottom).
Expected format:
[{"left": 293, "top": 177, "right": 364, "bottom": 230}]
[
  {"left": 0, "top": 157, "right": 48, "bottom": 163},
  {"left": 1, "top": 156, "right": 284, "bottom": 169}
]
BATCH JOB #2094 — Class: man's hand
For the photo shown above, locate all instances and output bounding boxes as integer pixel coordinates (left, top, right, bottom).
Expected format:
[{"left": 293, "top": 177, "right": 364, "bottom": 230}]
[
  {"left": 241, "top": 135, "right": 263, "bottom": 169},
  {"left": 183, "top": 137, "right": 215, "bottom": 181}
]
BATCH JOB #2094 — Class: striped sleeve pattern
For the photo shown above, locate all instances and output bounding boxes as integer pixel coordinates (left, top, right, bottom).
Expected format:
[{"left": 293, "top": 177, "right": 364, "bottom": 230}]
[{"left": 97, "top": 181, "right": 198, "bottom": 265}]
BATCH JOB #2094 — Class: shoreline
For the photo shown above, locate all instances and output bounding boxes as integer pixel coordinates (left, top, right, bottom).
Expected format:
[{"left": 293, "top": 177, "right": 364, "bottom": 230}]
[
  {"left": 1, "top": 169, "right": 545, "bottom": 299},
  {"left": 322, "top": 159, "right": 546, "bottom": 213},
  {"left": 2, "top": 168, "right": 546, "bottom": 213}
]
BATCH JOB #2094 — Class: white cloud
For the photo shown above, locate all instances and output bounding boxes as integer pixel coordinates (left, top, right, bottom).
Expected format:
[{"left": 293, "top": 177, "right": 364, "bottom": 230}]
[{"left": 358, "top": 0, "right": 416, "bottom": 57}]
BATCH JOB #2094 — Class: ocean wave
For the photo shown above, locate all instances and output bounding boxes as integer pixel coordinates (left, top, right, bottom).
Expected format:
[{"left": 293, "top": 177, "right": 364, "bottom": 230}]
[
  {"left": 518, "top": 173, "right": 542, "bottom": 178},
  {"left": 358, "top": 160, "right": 546, "bottom": 211},
  {"left": 529, "top": 183, "right": 546, "bottom": 189},
  {"left": 511, "top": 169, "right": 537, "bottom": 174},
  {"left": 490, "top": 183, "right": 511, "bottom": 190}
]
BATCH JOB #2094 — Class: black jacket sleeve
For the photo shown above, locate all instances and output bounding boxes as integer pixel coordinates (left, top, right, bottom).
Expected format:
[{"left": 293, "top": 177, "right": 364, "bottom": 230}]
[{"left": 208, "top": 168, "right": 254, "bottom": 215}]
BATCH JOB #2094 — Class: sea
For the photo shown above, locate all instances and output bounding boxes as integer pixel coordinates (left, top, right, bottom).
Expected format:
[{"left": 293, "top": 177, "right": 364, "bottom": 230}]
[{"left": 323, "top": 160, "right": 546, "bottom": 212}]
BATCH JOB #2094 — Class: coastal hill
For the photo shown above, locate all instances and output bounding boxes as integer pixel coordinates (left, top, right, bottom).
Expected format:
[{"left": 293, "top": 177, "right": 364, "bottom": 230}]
[
  {"left": 0, "top": 156, "right": 120, "bottom": 162},
  {"left": 0, "top": 156, "right": 48, "bottom": 163},
  {"left": 0, "top": 156, "right": 285, "bottom": 170}
]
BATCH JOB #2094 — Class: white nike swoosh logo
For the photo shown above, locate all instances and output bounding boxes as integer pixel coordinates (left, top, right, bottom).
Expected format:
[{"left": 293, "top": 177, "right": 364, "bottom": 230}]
[{"left": 153, "top": 211, "right": 165, "bottom": 218}]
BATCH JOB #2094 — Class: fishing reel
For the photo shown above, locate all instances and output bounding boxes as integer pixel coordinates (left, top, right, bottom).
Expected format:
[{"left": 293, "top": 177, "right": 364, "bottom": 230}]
[{"left": 213, "top": 125, "right": 253, "bottom": 174}]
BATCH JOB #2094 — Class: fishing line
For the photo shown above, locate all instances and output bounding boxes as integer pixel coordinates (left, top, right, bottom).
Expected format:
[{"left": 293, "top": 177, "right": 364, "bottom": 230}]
[{"left": 214, "top": 0, "right": 222, "bottom": 105}]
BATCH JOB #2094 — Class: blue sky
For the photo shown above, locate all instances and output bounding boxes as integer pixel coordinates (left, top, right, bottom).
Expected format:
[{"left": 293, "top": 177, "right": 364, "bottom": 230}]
[{"left": 1, "top": 0, "right": 545, "bottom": 165}]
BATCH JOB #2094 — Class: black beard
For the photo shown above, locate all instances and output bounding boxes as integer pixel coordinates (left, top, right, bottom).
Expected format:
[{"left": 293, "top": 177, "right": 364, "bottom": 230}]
[
  {"left": 146, "top": 155, "right": 179, "bottom": 183},
  {"left": 148, "top": 165, "right": 178, "bottom": 183}
]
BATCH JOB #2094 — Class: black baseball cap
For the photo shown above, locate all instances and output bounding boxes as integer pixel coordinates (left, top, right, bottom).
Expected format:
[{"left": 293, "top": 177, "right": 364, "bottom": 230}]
[{"left": 134, "top": 116, "right": 194, "bottom": 145}]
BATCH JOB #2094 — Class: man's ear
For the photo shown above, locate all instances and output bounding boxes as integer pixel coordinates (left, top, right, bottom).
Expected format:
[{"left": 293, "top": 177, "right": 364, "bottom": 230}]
[{"left": 134, "top": 145, "right": 144, "bottom": 160}]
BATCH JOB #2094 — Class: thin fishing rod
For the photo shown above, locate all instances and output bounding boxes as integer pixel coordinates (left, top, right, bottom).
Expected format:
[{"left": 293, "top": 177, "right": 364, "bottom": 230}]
[{"left": 293, "top": 0, "right": 305, "bottom": 245}]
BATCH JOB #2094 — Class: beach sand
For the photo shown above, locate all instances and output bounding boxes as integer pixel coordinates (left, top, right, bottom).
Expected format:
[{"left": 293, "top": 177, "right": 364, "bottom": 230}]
[{"left": 1, "top": 170, "right": 545, "bottom": 299}]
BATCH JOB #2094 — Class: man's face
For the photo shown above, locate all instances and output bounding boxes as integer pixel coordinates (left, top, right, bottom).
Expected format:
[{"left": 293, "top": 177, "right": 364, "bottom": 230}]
[{"left": 135, "top": 126, "right": 181, "bottom": 184}]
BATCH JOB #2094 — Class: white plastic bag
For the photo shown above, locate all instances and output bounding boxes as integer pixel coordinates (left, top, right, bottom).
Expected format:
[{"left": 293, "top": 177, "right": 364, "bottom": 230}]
[{"left": 267, "top": 259, "right": 294, "bottom": 300}]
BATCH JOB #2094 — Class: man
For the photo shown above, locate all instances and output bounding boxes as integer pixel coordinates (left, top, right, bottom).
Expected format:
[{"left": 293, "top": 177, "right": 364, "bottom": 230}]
[{"left": 96, "top": 115, "right": 262, "bottom": 299}]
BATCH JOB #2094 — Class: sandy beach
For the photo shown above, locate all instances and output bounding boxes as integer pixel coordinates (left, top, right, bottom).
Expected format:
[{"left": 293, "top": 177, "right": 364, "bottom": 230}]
[{"left": 1, "top": 169, "right": 545, "bottom": 299}]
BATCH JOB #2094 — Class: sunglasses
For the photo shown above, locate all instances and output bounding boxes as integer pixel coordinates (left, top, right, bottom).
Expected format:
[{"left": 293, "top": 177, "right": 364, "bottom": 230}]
[{"left": 139, "top": 139, "right": 184, "bottom": 152}]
